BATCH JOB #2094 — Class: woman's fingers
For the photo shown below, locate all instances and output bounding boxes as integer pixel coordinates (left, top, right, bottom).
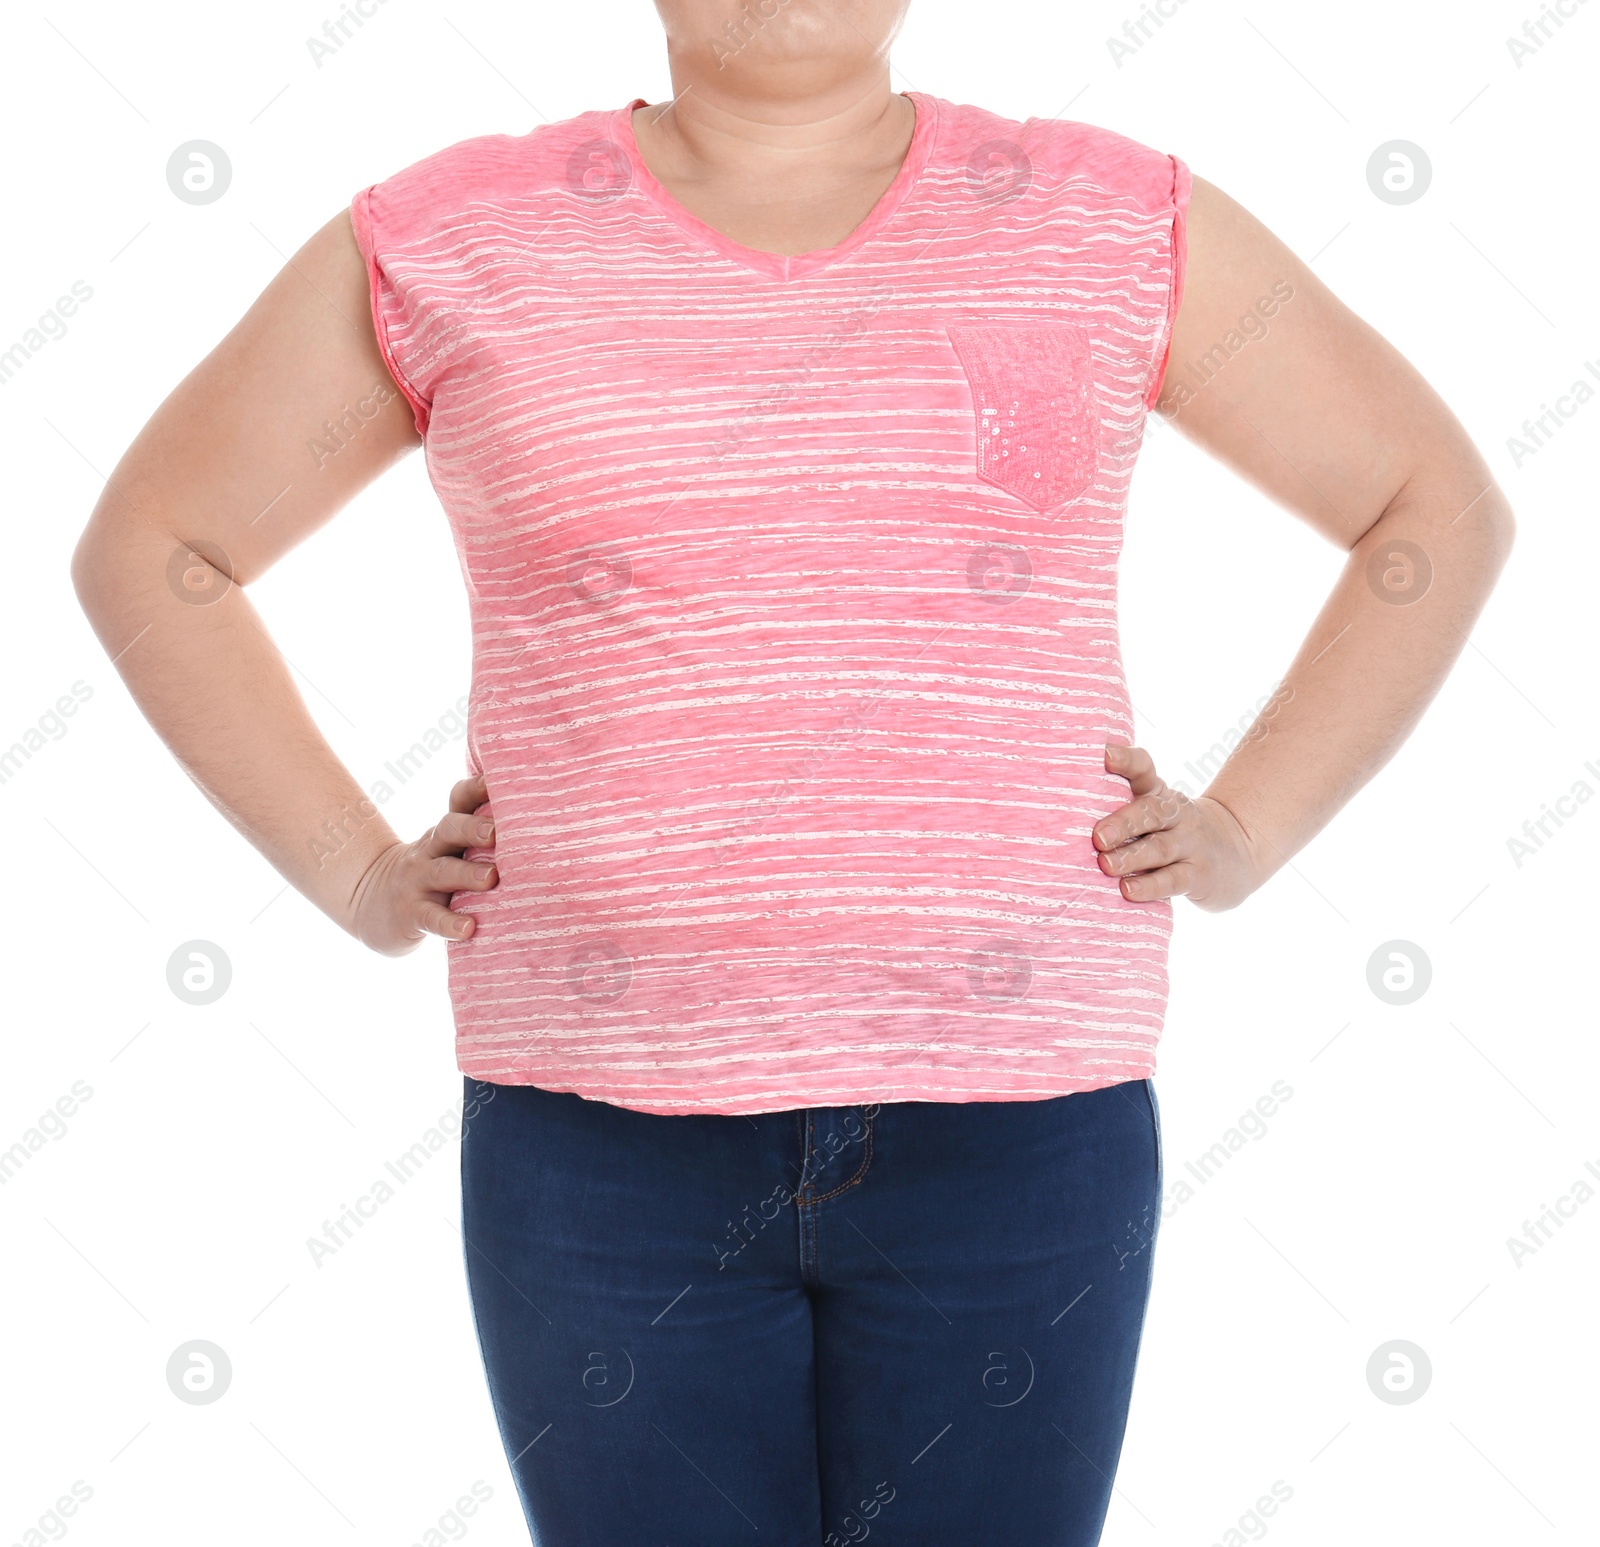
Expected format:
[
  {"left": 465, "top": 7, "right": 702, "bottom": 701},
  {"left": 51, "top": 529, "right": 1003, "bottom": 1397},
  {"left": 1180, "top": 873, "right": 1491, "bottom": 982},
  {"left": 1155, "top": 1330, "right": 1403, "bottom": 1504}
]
[
  {"left": 1097, "top": 744, "right": 1184, "bottom": 851},
  {"left": 1118, "top": 858, "right": 1199, "bottom": 903},
  {"left": 1094, "top": 742, "right": 1200, "bottom": 899},
  {"left": 421, "top": 807, "right": 495, "bottom": 857},
  {"left": 1095, "top": 791, "right": 1181, "bottom": 850},
  {"left": 348, "top": 778, "right": 501, "bottom": 954},
  {"left": 1099, "top": 827, "right": 1180, "bottom": 876},
  {"left": 417, "top": 899, "right": 475, "bottom": 941},
  {"left": 412, "top": 787, "right": 498, "bottom": 942},
  {"left": 1094, "top": 789, "right": 1186, "bottom": 852},
  {"left": 427, "top": 853, "right": 498, "bottom": 894},
  {"left": 1105, "top": 741, "right": 1163, "bottom": 797},
  {"left": 448, "top": 771, "right": 490, "bottom": 815},
  {"left": 1086, "top": 747, "right": 1263, "bottom": 912}
]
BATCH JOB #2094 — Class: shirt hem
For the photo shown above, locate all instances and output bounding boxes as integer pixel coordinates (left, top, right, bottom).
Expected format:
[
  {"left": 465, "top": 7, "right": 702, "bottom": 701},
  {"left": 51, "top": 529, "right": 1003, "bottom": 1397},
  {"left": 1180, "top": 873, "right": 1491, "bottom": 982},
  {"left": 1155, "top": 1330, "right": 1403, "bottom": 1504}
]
[{"left": 457, "top": 1059, "right": 1159, "bottom": 1117}]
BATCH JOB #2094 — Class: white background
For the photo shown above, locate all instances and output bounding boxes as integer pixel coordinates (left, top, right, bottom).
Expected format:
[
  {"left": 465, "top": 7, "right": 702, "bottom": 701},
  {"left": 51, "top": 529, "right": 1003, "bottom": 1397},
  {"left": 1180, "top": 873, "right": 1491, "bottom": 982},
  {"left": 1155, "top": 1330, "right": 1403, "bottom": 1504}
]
[{"left": 2, "top": 0, "right": 1595, "bottom": 1542}]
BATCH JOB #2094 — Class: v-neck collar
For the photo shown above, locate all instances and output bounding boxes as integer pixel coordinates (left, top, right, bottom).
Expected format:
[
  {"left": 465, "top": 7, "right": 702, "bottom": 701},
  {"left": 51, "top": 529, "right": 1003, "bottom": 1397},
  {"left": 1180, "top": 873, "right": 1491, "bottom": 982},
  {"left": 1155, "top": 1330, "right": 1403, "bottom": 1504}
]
[{"left": 612, "top": 91, "right": 938, "bottom": 283}]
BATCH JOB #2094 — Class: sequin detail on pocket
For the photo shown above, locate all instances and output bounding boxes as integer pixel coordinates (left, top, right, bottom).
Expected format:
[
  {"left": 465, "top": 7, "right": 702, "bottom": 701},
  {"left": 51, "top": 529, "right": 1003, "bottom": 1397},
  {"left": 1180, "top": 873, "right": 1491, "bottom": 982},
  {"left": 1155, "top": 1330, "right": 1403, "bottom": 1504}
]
[{"left": 946, "top": 321, "right": 1100, "bottom": 512}]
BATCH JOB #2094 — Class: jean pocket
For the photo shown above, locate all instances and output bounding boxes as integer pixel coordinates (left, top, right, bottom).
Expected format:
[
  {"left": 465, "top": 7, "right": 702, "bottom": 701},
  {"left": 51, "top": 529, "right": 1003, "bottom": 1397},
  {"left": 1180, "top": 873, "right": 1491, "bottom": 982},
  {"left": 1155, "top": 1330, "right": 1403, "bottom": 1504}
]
[{"left": 945, "top": 320, "right": 1100, "bottom": 512}]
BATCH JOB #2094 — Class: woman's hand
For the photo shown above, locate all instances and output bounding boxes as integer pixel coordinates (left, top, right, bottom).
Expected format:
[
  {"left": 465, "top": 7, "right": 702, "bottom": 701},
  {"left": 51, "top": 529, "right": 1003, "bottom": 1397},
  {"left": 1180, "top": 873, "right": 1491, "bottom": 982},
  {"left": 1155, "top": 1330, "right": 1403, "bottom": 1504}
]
[
  {"left": 347, "top": 773, "right": 498, "bottom": 955},
  {"left": 1093, "top": 743, "right": 1264, "bottom": 913}
]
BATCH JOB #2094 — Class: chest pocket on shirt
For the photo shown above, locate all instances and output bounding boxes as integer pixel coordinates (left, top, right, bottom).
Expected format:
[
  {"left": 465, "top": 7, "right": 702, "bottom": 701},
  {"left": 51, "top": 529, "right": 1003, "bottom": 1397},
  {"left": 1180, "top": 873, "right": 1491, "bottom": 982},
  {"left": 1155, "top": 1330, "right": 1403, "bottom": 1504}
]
[{"left": 945, "top": 321, "right": 1101, "bottom": 512}]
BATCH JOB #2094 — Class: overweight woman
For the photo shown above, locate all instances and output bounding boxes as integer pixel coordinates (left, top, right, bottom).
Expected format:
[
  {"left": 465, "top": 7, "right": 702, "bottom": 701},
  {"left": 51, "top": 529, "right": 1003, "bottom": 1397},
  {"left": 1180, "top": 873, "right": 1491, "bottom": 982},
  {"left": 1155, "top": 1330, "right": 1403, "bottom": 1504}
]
[{"left": 71, "top": 2, "right": 1513, "bottom": 1542}]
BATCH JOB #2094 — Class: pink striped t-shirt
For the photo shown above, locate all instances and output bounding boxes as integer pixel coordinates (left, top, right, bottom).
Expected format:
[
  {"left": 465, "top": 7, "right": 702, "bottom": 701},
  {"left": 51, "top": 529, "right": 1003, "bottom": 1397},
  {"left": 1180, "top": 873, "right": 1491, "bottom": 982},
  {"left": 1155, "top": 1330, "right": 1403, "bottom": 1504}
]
[{"left": 349, "top": 91, "right": 1192, "bottom": 1117}]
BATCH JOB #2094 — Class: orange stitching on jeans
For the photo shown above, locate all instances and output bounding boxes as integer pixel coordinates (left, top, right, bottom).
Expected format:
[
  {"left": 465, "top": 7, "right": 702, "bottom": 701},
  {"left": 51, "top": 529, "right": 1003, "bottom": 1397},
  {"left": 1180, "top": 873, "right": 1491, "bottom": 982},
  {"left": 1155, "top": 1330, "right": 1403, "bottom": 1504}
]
[{"left": 806, "top": 1109, "right": 875, "bottom": 1204}]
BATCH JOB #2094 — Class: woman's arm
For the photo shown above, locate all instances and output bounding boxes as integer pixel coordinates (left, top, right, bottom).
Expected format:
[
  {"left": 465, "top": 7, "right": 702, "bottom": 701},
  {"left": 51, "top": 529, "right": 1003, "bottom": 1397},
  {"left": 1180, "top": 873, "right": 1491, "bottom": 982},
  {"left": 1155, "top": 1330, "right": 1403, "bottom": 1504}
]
[
  {"left": 1093, "top": 174, "right": 1516, "bottom": 909},
  {"left": 69, "top": 211, "right": 496, "bottom": 952}
]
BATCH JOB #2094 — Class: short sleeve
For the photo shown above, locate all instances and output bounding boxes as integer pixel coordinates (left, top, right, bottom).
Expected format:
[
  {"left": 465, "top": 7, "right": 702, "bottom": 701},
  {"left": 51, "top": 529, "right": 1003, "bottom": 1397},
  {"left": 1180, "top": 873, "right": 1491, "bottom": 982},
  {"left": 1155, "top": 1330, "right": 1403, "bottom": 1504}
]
[
  {"left": 349, "top": 184, "right": 432, "bottom": 437},
  {"left": 1142, "top": 152, "right": 1193, "bottom": 412}
]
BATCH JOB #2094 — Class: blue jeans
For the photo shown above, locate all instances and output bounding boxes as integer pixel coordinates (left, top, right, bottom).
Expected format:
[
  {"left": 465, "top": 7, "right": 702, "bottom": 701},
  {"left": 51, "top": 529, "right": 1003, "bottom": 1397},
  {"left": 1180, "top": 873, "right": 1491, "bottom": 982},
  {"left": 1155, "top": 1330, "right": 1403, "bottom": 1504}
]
[{"left": 459, "top": 1075, "right": 1162, "bottom": 1546}]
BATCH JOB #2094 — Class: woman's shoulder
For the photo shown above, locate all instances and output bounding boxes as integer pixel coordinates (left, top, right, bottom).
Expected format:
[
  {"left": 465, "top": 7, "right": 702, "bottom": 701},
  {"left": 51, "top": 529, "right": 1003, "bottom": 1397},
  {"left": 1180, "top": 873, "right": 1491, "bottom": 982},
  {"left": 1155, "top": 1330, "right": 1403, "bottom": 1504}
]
[
  {"left": 351, "top": 105, "right": 627, "bottom": 248},
  {"left": 923, "top": 92, "right": 1183, "bottom": 211}
]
